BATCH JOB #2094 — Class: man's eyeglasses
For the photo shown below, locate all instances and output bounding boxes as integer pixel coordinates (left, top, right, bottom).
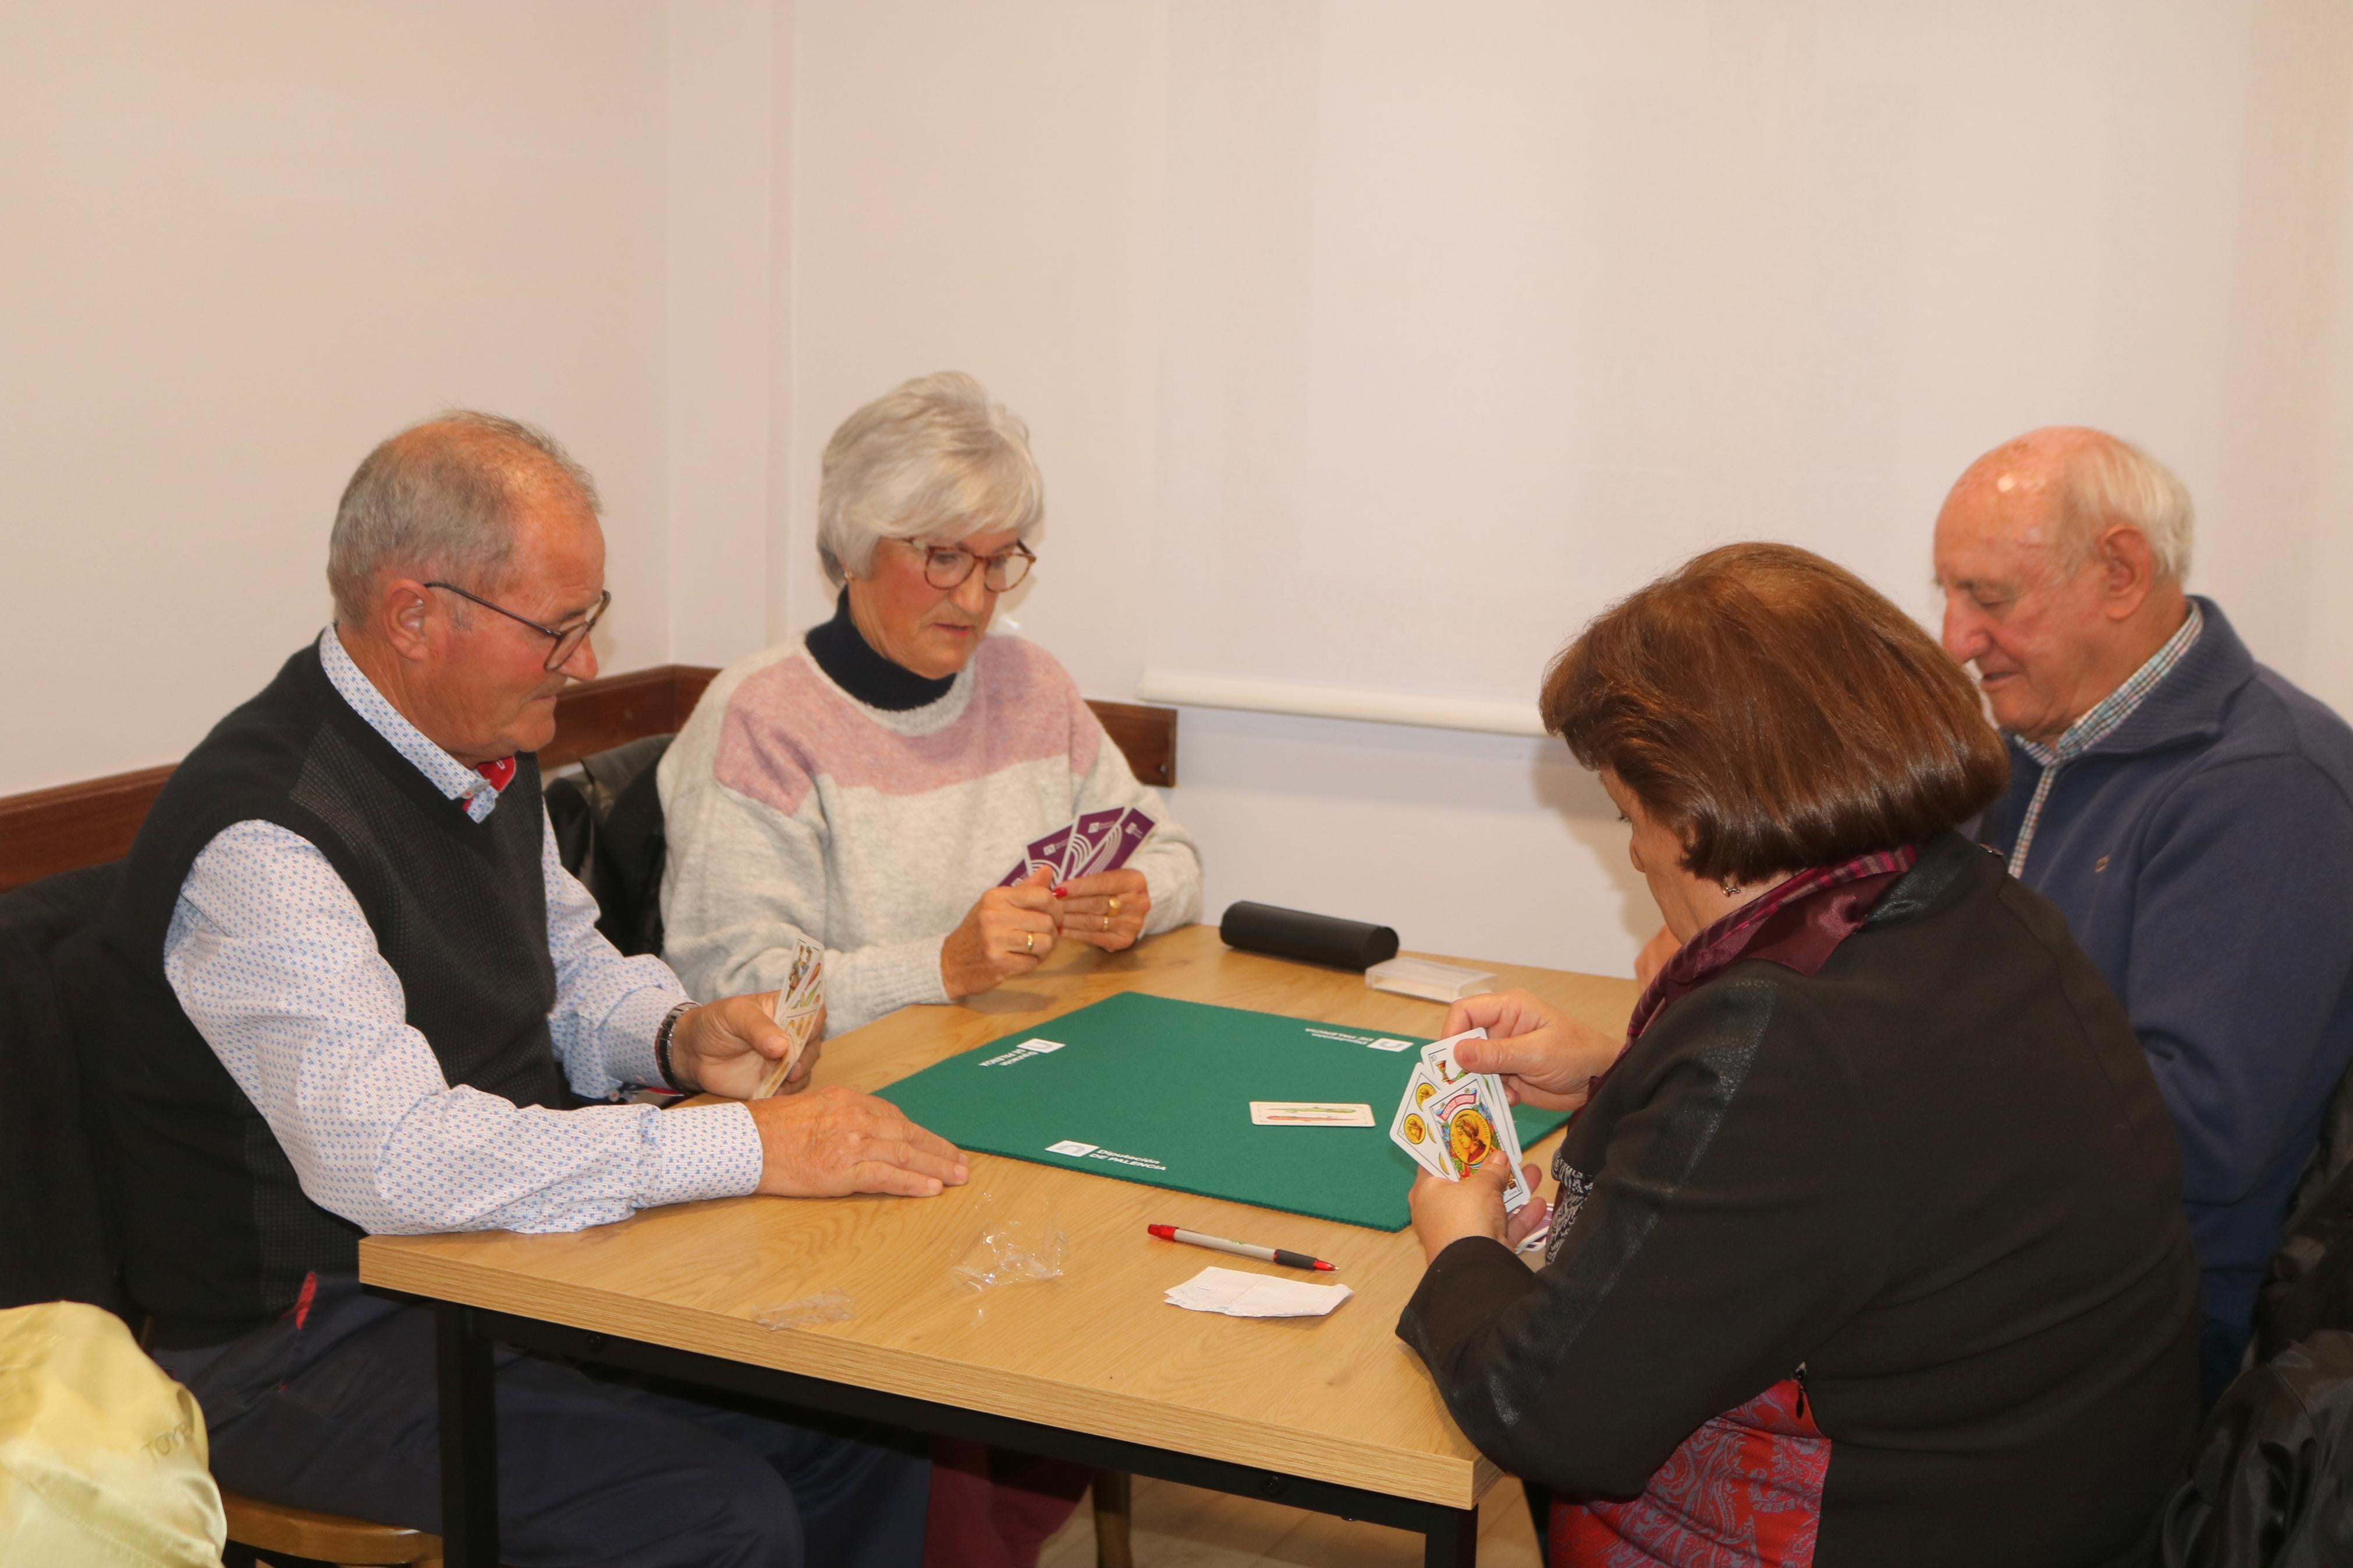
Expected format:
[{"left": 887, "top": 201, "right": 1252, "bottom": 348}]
[
  {"left": 908, "top": 541, "right": 1036, "bottom": 593},
  {"left": 426, "top": 582, "right": 611, "bottom": 671}
]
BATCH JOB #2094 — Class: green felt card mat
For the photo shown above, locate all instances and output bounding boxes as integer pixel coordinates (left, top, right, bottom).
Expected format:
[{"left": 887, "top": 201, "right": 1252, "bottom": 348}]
[{"left": 874, "top": 991, "right": 1568, "bottom": 1232}]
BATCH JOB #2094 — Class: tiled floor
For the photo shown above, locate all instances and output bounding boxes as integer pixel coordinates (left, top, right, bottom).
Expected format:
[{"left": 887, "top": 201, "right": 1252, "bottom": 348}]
[{"left": 1037, "top": 1473, "right": 1544, "bottom": 1568}]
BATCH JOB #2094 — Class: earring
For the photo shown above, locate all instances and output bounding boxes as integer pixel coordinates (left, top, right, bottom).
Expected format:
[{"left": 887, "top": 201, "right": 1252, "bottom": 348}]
[{"left": 1720, "top": 876, "right": 1742, "bottom": 897}]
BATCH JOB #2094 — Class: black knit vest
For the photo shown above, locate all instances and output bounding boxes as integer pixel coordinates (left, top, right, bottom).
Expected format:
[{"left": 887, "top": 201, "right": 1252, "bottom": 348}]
[{"left": 80, "top": 642, "right": 569, "bottom": 1340}]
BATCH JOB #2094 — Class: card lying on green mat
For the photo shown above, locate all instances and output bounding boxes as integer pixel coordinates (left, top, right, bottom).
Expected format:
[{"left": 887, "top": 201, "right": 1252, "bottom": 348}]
[{"left": 874, "top": 992, "right": 1570, "bottom": 1232}]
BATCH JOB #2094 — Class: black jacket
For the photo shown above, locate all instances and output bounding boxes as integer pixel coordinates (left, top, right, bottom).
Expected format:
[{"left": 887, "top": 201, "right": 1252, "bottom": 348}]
[
  {"left": 1400, "top": 834, "right": 2199, "bottom": 1567},
  {"left": 2162, "top": 1331, "right": 2353, "bottom": 1567},
  {"left": 0, "top": 862, "right": 125, "bottom": 1316}
]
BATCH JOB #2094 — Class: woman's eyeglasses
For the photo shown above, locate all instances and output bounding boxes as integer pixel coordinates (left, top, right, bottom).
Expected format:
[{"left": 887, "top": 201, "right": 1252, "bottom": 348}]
[{"left": 910, "top": 542, "right": 1035, "bottom": 592}]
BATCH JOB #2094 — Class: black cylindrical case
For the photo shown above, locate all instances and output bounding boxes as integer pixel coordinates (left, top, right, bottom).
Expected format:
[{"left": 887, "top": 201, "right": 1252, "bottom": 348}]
[{"left": 1218, "top": 901, "right": 1400, "bottom": 972}]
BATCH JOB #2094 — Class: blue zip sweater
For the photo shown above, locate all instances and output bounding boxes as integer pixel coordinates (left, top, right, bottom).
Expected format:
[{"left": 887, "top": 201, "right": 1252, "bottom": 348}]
[{"left": 1979, "top": 598, "right": 2353, "bottom": 1335}]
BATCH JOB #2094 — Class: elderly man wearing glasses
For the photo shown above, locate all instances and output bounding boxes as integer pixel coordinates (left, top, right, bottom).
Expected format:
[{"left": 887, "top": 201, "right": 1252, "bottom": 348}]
[
  {"left": 659, "top": 371, "right": 1202, "bottom": 1037},
  {"left": 81, "top": 411, "right": 963, "bottom": 1567}
]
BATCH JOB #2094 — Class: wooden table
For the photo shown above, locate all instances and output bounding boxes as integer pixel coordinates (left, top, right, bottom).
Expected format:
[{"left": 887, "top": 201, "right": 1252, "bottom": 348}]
[{"left": 361, "top": 925, "right": 1637, "bottom": 1567}]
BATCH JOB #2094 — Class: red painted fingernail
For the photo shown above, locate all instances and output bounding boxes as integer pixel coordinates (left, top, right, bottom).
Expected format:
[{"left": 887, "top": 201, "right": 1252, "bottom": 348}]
[{"left": 1052, "top": 887, "right": 1068, "bottom": 898}]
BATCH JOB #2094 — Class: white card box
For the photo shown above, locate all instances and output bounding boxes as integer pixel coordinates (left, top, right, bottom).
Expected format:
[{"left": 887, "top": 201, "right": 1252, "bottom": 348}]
[{"left": 1365, "top": 955, "right": 1496, "bottom": 1003}]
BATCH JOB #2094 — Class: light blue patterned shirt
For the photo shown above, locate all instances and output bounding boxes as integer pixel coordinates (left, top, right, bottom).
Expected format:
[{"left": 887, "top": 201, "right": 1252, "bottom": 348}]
[
  {"left": 161, "top": 628, "right": 762, "bottom": 1236},
  {"left": 2006, "top": 601, "right": 2205, "bottom": 879}
]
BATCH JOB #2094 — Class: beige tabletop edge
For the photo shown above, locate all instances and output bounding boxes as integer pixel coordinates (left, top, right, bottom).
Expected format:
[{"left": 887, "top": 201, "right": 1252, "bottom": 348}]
[{"left": 361, "top": 925, "right": 1638, "bottom": 1511}]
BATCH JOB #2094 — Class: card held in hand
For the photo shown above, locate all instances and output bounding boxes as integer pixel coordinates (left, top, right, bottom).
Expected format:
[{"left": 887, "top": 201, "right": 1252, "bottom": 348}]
[
  {"left": 1389, "top": 1062, "right": 1450, "bottom": 1177},
  {"left": 1062, "top": 808, "right": 1127, "bottom": 880},
  {"left": 1394, "top": 1028, "right": 1534, "bottom": 1211},
  {"left": 754, "top": 934, "right": 825, "bottom": 1099},
  {"left": 1098, "top": 806, "right": 1155, "bottom": 874},
  {"left": 996, "top": 805, "right": 1159, "bottom": 888}
]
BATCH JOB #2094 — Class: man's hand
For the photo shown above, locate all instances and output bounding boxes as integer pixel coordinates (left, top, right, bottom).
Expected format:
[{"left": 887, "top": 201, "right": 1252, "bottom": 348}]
[
  {"left": 746, "top": 1086, "right": 970, "bottom": 1199},
  {"left": 941, "top": 867, "right": 1059, "bottom": 999},
  {"left": 666, "top": 993, "right": 824, "bottom": 1100},
  {"left": 1052, "top": 868, "right": 1149, "bottom": 952},
  {"left": 1634, "top": 925, "right": 1678, "bottom": 989},
  {"left": 1443, "top": 989, "right": 1623, "bottom": 1113},
  {"left": 1409, "top": 1160, "right": 1548, "bottom": 1263}
]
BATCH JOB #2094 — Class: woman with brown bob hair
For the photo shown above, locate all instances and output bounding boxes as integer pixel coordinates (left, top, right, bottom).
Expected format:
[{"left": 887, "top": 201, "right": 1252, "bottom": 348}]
[{"left": 1397, "top": 544, "right": 2198, "bottom": 1567}]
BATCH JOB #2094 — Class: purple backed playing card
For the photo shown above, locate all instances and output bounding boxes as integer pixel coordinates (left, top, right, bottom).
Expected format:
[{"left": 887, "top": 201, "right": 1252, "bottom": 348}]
[
  {"left": 1061, "top": 808, "right": 1127, "bottom": 880},
  {"left": 998, "top": 824, "right": 1075, "bottom": 887},
  {"left": 1096, "top": 807, "right": 1155, "bottom": 874}
]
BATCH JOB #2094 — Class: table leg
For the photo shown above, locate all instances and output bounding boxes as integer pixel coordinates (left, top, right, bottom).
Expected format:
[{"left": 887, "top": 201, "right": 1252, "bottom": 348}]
[
  {"left": 435, "top": 1303, "right": 499, "bottom": 1568},
  {"left": 1423, "top": 1505, "right": 1478, "bottom": 1568}
]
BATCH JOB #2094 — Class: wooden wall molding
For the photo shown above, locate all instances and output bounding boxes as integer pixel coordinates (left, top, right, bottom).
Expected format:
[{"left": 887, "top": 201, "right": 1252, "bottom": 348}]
[
  {"left": 0, "top": 664, "right": 1177, "bottom": 893},
  {"left": 1085, "top": 699, "right": 1176, "bottom": 790},
  {"left": 0, "top": 766, "right": 182, "bottom": 895},
  {"left": 537, "top": 663, "right": 715, "bottom": 771}
]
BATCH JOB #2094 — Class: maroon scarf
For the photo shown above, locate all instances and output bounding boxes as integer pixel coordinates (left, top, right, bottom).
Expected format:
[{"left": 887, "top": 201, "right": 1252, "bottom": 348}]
[{"left": 1620, "top": 842, "right": 1923, "bottom": 1048}]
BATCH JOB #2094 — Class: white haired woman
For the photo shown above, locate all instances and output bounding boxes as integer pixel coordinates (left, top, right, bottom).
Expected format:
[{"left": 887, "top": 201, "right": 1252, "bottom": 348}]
[
  {"left": 658, "top": 376, "right": 1202, "bottom": 1563},
  {"left": 659, "top": 371, "right": 1202, "bottom": 1032}
]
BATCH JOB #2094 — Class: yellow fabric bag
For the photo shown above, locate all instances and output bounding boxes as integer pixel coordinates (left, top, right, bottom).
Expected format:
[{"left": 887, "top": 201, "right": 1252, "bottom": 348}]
[{"left": 0, "top": 1300, "right": 226, "bottom": 1567}]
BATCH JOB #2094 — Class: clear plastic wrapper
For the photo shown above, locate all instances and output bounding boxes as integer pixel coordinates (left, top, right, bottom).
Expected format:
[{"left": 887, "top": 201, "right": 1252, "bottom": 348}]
[
  {"left": 949, "top": 1192, "right": 1067, "bottom": 1292},
  {"left": 754, "top": 1289, "right": 855, "bottom": 1329}
]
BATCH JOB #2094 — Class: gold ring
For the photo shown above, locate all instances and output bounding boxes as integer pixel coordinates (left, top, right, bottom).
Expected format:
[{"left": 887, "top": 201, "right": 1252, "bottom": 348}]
[
  {"left": 1024, "top": 932, "right": 1034, "bottom": 954},
  {"left": 1106, "top": 897, "right": 1121, "bottom": 916},
  {"left": 1102, "top": 913, "right": 1111, "bottom": 931}
]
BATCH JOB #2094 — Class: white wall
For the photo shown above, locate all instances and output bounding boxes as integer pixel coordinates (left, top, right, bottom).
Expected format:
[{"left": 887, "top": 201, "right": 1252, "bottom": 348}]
[
  {"left": 0, "top": 1, "right": 675, "bottom": 794},
  {"left": 1142, "top": 2, "right": 2353, "bottom": 726},
  {"left": 10, "top": 2, "right": 2352, "bottom": 982},
  {"left": 768, "top": 0, "right": 2353, "bottom": 975},
  {"left": 663, "top": 0, "right": 793, "bottom": 668},
  {"left": 774, "top": 2, "right": 1651, "bottom": 971}
]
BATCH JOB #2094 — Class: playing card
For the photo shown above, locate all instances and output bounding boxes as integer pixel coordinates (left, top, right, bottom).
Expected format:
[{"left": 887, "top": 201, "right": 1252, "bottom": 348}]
[
  {"left": 755, "top": 936, "right": 825, "bottom": 1100},
  {"left": 996, "top": 805, "right": 1158, "bottom": 890},
  {"left": 1097, "top": 807, "right": 1155, "bottom": 873},
  {"left": 1389, "top": 1064, "right": 1450, "bottom": 1176},
  {"left": 1415, "top": 1027, "right": 1534, "bottom": 1210},
  {"left": 1425, "top": 1082, "right": 1488, "bottom": 1176},
  {"left": 997, "top": 824, "right": 1076, "bottom": 888},
  {"left": 1061, "top": 808, "right": 1128, "bottom": 880},
  {"left": 1426, "top": 1078, "right": 1532, "bottom": 1210},
  {"left": 778, "top": 937, "right": 822, "bottom": 1010},
  {"left": 1419, "top": 1027, "right": 1488, "bottom": 1089},
  {"left": 1484, "top": 1067, "right": 1528, "bottom": 1178},
  {"left": 1250, "top": 1101, "right": 1376, "bottom": 1127}
]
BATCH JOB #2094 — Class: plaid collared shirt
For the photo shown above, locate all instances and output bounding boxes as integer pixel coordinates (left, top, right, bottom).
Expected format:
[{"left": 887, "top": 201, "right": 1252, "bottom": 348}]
[{"left": 2006, "top": 601, "right": 2205, "bottom": 879}]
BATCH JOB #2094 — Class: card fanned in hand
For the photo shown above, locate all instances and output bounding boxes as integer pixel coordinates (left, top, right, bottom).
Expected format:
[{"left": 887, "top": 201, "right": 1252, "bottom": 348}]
[
  {"left": 998, "top": 806, "right": 1157, "bottom": 887},
  {"left": 1387, "top": 1027, "right": 1533, "bottom": 1211},
  {"left": 755, "top": 936, "right": 826, "bottom": 1100}
]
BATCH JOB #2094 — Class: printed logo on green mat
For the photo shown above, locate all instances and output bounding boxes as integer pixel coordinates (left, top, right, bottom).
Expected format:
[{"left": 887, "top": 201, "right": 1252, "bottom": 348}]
[
  {"left": 978, "top": 1037, "right": 1068, "bottom": 1068},
  {"left": 1303, "top": 1027, "right": 1414, "bottom": 1051},
  {"left": 1045, "top": 1139, "right": 1166, "bottom": 1172}
]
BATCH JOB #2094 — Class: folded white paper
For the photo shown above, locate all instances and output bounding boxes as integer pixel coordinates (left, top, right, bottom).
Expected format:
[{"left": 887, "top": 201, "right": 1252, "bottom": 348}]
[{"left": 1163, "top": 1265, "right": 1353, "bottom": 1318}]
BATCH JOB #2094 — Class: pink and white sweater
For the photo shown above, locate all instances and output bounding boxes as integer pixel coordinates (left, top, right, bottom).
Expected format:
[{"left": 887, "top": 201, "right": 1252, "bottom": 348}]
[{"left": 656, "top": 632, "right": 1202, "bottom": 1032}]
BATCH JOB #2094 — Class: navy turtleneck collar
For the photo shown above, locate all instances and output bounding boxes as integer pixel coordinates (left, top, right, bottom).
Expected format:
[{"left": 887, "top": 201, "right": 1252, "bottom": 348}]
[{"left": 805, "top": 589, "right": 958, "bottom": 712}]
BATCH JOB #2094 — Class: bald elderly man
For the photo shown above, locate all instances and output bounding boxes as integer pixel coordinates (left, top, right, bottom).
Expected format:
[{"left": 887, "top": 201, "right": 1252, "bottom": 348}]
[
  {"left": 1933, "top": 426, "right": 2353, "bottom": 1404},
  {"left": 76, "top": 413, "right": 966, "bottom": 1566}
]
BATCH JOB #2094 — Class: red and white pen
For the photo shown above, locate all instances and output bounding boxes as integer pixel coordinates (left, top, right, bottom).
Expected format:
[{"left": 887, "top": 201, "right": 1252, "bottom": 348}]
[{"left": 1148, "top": 1224, "right": 1335, "bottom": 1272}]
